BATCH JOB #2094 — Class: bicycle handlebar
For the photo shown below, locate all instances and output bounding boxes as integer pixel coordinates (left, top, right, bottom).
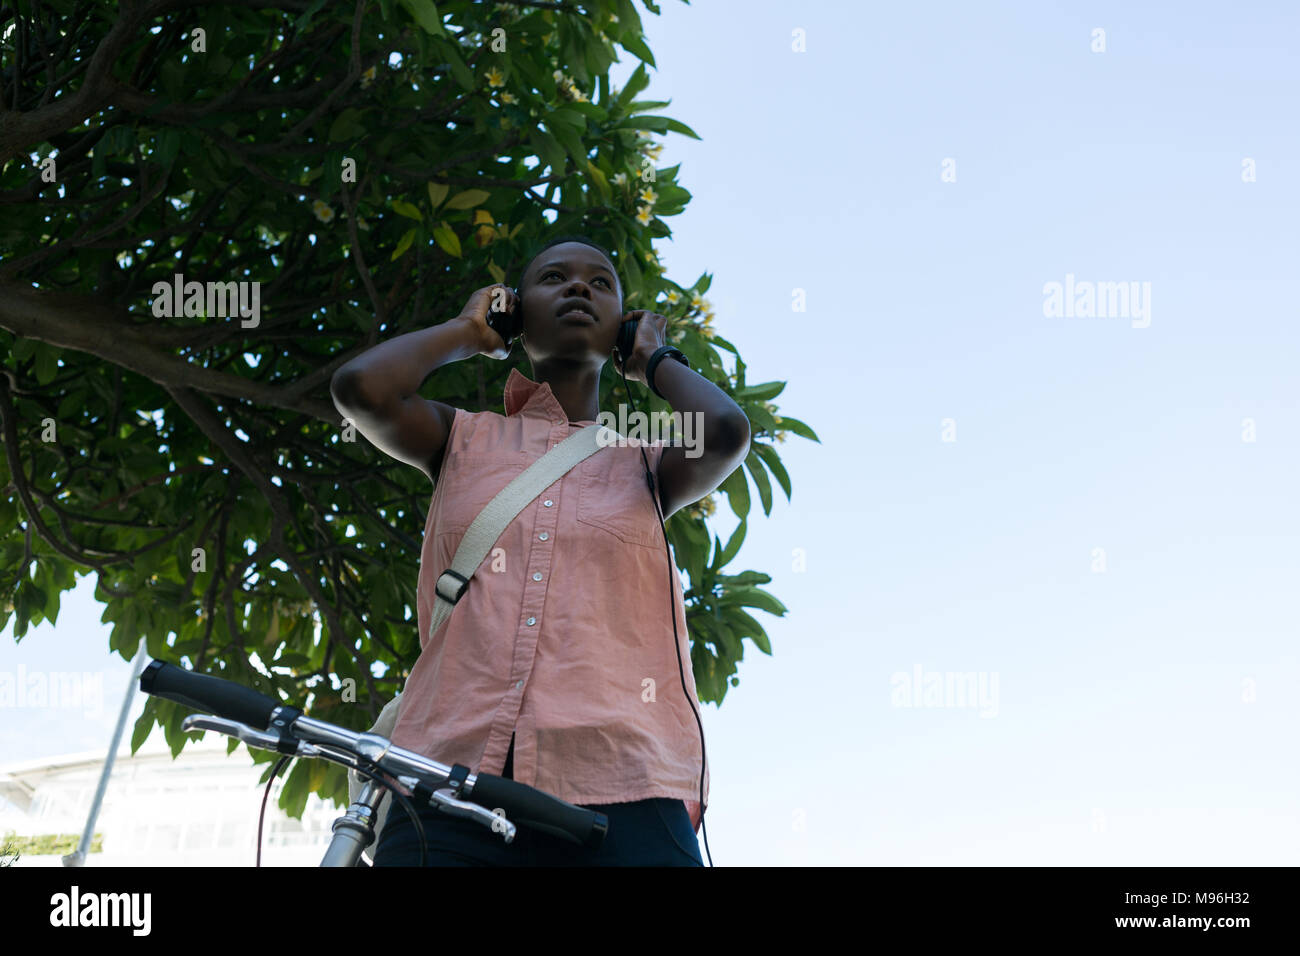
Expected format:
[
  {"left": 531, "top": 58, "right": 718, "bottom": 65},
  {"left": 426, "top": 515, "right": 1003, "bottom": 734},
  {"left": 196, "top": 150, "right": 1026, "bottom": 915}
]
[
  {"left": 466, "top": 772, "right": 608, "bottom": 847},
  {"left": 139, "top": 659, "right": 608, "bottom": 851},
  {"left": 141, "top": 659, "right": 284, "bottom": 730}
]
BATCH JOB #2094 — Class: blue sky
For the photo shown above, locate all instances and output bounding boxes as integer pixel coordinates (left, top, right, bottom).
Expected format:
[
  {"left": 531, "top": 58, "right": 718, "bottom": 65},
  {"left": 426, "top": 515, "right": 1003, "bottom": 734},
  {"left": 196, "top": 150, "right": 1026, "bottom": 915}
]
[{"left": 4, "top": 1, "right": 1298, "bottom": 864}]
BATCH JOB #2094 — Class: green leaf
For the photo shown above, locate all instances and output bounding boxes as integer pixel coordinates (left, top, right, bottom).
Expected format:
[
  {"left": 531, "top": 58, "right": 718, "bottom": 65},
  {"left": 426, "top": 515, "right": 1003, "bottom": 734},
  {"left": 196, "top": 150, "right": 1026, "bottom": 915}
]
[
  {"left": 611, "top": 115, "right": 702, "bottom": 140},
  {"left": 342, "top": 303, "right": 371, "bottom": 332},
  {"left": 724, "top": 586, "right": 788, "bottom": 617},
  {"left": 390, "top": 227, "right": 416, "bottom": 260},
  {"left": 546, "top": 107, "right": 586, "bottom": 129},
  {"left": 752, "top": 442, "right": 791, "bottom": 501},
  {"left": 744, "top": 402, "right": 778, "bottom": 434},
  {"left": 12, "top": 337, "right": 39, "bottom": 362},
  {"left": 34, "top": 346, "right": 59, "bottom": 385},
  {"left": 163, "top": 699, "right": 192, "bottom": 758},
  {"left": 543, "top": 117, "right": 586, "bottom": 167},
  {"left": 444, "top": 189, "right": 490, "bottom": 210},
  {"left": 293, "top": 0, "right": 328, "bottom": 31},
  {"left": 436, "top": 39, "right": 476, "bottom": 90},
  {"left": 717, "top": 463, "right": 749, "bottom": 520},
  {"left": 398, "top": 0, "right": 445, "bottom": 36},
  {"left": 431, "top": 221, "right": 461, "bottom": 258},
  {"left": 427, "top": 181, "right": 449, "bottom": 210},
  {"left": 131, "top": 698, "right": 156, "bottom": 754},
  {"left": 15, "top": 578, "right": 46, "bottom": 632},
  {"left": 615, "top": 63, "right": 650, "bottom": 109},
  {"left": 328, "top": 108, "right": 365, "bottom": 143},
  {"left": 623, "top": 99, "right": 673, "bottom": 113},
  {"left": 621, "top": 32, "right": 656, "bottom": 67},
  {"left": 744, "top": 449, "right": 772, "bottom": 516},
  {"left": 279, "top": 759, "right": 311, "bottom": 818},
  {"left": 391, "top": 199, "right": 423, "bottom": 220},
  {"left": 735, "top": 380, "right": 786, "bottom": 402},
  {"left": 776, "top": 415, "right": 820, "bottom": 442},
  {"left": 156, "top": 129, "right": 180, "bottom": 169},
  {"left": 586, "top": 161, "right": 611, "bottom": 201},
  {"left": 724, "top": 607, "right": 772, "bottom": 654},
  {"left": 43, "top": 576, "right": 61, "bottom": 625},
  {"left": 675, "top": 510, "right": 709, "bottom": 550},
  {"left": 716, "top": 518, "right": 746, "bottom": 568},
  {"left": 718, "top": 569, "right": 772, "bottom": 588},
  {"left": 528, "top": 127, "right": 566, "bottom": 175}
]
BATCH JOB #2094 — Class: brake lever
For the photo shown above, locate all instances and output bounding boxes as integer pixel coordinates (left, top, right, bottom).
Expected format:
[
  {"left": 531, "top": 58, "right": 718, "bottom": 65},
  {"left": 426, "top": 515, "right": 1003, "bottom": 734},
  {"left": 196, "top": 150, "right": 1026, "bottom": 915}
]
[
  {"left": 181, "top": 715, "right": 519, "bottom": 843},
  {"left": 182, "top": 714, "right": 321, "bottom": 759},
  {"left": 392, "top": 774, "right": 517, "bottom": 843}
]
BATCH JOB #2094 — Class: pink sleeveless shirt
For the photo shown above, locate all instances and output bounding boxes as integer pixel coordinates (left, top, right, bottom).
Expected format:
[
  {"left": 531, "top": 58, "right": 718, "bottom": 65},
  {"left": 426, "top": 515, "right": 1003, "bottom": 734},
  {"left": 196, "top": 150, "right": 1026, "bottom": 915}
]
[{"left": 388, "top": 368, "right": 709, "bottom": 832}]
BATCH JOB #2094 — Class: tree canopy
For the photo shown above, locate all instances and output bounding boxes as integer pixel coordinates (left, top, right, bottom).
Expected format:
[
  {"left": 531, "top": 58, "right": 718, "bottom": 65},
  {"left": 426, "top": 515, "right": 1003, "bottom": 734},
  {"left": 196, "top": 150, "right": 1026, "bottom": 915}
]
[{"left": 0, "top": 0, "right": 818, "bottom": 817}]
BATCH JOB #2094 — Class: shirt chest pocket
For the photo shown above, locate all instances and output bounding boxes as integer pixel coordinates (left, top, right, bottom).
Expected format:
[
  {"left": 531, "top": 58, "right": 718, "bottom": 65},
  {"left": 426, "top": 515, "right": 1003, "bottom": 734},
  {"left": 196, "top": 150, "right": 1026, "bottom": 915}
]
[
  {"left": 576, "top": 447, "right": 664, "bottom": 551},
  {"left": 433, "top": 450, "right": 535, "bottom": 537}
]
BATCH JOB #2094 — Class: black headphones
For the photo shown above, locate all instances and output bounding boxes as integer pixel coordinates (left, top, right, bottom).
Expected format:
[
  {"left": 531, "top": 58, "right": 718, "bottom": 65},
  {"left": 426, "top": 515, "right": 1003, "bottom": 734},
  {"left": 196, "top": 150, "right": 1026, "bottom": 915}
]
[
  {"left": 489, "top": 285, "right": 711, "bottom": 865},
  {"left": 488, "top": 286, "right": 640, "bottom": 364}
]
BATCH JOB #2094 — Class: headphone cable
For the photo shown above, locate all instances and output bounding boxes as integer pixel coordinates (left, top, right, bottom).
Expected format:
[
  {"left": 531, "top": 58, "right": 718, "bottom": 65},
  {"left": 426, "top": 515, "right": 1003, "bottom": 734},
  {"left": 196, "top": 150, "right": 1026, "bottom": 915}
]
[{"left": 616, "top": 355, "right": 714, "bottom": 868}]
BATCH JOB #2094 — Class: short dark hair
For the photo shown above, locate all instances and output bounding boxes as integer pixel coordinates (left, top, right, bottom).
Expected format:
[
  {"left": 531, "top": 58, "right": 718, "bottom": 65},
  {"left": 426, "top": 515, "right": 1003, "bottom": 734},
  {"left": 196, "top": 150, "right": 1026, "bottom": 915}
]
[{"left": 517, "top": 233, "right": 622, "bottom": 306}]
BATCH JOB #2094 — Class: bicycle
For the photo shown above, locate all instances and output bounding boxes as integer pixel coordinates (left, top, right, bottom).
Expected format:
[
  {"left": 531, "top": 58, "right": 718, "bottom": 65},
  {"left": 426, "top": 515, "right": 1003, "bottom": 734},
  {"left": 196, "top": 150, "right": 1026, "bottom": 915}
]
[{"left": 138, "top": 659, "right": 609, "bottom": 866}]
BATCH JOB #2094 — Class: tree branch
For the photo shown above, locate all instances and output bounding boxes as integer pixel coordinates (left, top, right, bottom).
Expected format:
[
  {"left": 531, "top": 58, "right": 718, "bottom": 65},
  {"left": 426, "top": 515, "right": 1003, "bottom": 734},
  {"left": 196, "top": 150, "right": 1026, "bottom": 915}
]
[{"left": 0, "top": 284, "right": 342, "bottom": 424}]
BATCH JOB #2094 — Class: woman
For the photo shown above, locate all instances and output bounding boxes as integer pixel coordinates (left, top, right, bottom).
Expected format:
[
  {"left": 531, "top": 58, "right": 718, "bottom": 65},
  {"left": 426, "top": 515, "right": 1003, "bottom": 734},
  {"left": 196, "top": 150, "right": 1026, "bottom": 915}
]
[{"left": 329, "top": 235, "right": 750, "bottom": 865}]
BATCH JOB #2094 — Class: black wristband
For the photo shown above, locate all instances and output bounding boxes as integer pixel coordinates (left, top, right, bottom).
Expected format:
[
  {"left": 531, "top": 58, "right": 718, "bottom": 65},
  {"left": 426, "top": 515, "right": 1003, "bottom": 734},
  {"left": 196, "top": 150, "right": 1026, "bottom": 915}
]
[{"left": 645, "top": 346, "right": 689, "bottom": 399}]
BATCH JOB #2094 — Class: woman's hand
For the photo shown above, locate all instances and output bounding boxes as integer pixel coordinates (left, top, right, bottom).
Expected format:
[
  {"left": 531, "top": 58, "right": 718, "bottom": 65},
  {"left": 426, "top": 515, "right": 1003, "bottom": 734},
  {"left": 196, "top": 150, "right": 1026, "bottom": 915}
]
[
  {"left": 457, "top": 283, "right": 521, "bottom": 360},
  {"left": 612, "top": 310, "right": 670, "bottom": 385}
]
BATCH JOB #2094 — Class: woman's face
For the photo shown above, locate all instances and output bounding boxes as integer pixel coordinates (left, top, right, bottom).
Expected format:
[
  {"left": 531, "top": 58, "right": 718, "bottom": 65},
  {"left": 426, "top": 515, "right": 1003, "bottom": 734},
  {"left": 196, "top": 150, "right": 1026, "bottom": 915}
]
[{"left": 519, "top": 242, "right": 623, "bottom": 365}]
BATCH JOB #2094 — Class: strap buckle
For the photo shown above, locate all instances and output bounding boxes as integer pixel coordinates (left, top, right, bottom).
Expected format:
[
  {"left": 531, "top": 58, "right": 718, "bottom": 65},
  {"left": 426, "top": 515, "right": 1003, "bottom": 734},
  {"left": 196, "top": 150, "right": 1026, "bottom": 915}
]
[{"left": 435, "top": 569, "right": 470, "bottom": 604}]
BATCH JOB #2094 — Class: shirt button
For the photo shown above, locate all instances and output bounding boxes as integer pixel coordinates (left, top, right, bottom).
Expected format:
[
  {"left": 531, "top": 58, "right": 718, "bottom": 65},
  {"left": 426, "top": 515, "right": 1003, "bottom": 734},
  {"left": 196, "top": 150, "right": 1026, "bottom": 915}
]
[
  {"left": 526, "top": 616, "right": 536, "bottom": 626},
  {"left": 532, "top": 572, "right": 543, "bottom": 581},
  {"left": 543, "top": 499, "right": 553, "bottom": 507},
  {"left": 539, "top": 532, "right": 548, "bottom": 541},
  {"left": 516, "top": 680, "right": 524, "bottom": 689}
]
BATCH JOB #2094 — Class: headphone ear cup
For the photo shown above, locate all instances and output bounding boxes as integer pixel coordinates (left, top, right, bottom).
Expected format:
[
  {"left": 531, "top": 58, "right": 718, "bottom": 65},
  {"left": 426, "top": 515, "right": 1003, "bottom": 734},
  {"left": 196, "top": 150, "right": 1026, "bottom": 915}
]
[{"left": 616, "top": 317, "right": 638, "bottom": 362}]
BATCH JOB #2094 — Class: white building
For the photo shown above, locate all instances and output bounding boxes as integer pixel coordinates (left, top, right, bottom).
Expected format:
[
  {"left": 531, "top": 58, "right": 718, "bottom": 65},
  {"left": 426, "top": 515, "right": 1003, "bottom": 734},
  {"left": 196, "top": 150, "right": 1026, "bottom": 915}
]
[{"left": 0, "top": 730, "right": 361, "bottom": 866}]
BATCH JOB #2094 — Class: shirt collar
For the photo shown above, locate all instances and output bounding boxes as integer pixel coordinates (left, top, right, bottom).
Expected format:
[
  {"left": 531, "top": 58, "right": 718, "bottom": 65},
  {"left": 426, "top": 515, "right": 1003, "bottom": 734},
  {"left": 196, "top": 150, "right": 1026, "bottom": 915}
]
[{"left": 503, "top": 367, "right": 597, "bottom": 426}]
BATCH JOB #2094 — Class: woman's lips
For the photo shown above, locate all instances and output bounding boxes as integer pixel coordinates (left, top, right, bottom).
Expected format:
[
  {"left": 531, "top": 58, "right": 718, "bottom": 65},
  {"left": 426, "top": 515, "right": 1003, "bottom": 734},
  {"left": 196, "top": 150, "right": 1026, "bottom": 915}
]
[{"left": 560, "top": 310, "right": 595, "bottom": 322}]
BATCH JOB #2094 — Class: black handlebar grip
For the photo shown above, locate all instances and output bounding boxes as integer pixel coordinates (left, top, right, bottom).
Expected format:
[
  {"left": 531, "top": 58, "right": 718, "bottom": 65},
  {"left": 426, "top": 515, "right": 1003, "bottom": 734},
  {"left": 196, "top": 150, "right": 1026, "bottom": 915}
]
[
  {"left": 468, "top": 772, "right": 608, "bottom": 850},
  {"left": 139, "top": 659, "right": 284, "bottom": 730}
]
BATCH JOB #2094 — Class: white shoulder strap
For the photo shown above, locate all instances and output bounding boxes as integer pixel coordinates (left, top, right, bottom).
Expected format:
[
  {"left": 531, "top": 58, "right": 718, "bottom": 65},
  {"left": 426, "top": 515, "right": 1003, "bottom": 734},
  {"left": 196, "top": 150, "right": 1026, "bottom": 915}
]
[{"left": 428, "top": 422, "right": 618, "bottom": 639}]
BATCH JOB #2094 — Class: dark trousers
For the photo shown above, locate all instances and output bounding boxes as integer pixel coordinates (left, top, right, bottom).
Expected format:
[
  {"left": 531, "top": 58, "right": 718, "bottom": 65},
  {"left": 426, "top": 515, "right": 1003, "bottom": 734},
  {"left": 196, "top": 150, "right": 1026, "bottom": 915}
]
[{"left": 372, "top": 733, "right": 703, "bottom": 867}]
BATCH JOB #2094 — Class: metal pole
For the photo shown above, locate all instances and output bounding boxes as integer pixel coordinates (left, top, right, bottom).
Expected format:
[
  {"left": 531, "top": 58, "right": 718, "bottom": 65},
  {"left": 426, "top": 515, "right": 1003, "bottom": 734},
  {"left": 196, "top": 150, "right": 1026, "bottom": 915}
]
[{"left": 63, "top": 639, "right": 148, "bottom": 867}]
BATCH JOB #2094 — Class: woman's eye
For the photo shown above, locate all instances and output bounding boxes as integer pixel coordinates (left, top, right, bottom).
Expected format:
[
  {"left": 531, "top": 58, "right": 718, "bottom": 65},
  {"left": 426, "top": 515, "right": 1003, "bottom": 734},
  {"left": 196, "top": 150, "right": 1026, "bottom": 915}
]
[{"left": 544, "top": 270, "right": 609, "bottom": 288}]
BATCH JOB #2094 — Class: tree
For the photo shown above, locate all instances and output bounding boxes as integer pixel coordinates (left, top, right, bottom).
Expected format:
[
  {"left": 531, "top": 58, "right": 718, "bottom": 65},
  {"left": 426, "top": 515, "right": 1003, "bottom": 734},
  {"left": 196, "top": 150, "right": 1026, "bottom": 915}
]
[{"left": 0, "top": 0, "right": 819, "bottom": 818}]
